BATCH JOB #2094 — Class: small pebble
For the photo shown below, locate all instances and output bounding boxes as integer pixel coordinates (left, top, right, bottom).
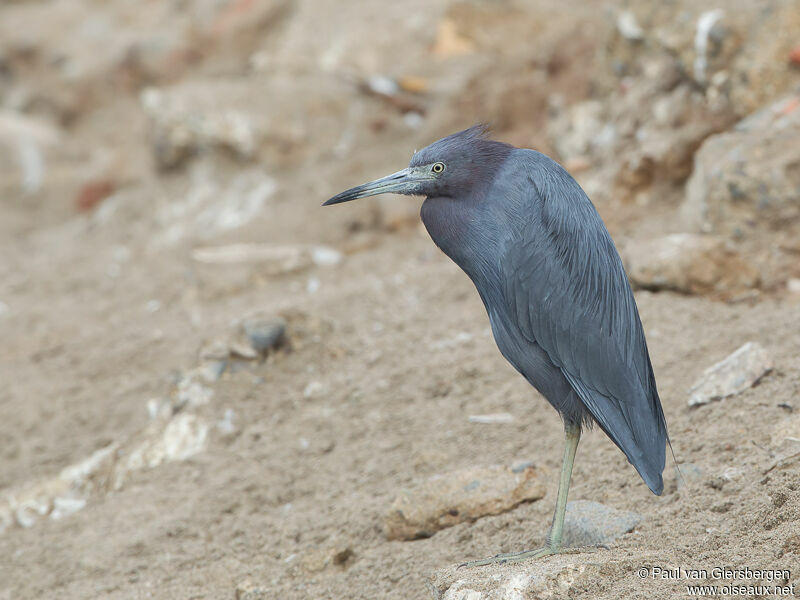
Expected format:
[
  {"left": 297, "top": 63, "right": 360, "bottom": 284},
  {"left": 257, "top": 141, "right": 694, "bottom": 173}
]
[
  {"left": 311, "top": 246, "right": 343, "bottom": 267},
  {"left": 366, "top": 75, "right": 399, "bottom": 96},
  {"left": 562, "top": 500, "right": 642, "bottom": 547},
  {"left": 688, "top": 342, "right": 773, "bottom": 406},
  {"left": 243, "top": 316, "right": 287, "bottom": 354},
  {"left": 468, "top": 413, "right": 515, "bottom": 424},
  {"left": 303, "top": 381, "right": 326, "bottom": 400},
  {"left": 50, "top": 496, "right": 87, "bottom": 520},
  {"left": 216, "top": 409, "right": 236, "bottom": 435}
]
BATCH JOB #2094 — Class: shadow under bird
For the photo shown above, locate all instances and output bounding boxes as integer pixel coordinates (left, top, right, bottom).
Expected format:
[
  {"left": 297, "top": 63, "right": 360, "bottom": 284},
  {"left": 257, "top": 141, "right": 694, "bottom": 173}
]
[{"left": 323, "top": 126, "right": 670, "bottom": 566}]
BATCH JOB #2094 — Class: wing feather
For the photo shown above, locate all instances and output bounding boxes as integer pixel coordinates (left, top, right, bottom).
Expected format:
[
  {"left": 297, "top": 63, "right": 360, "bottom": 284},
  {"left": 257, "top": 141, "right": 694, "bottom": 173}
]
[{"left": 500, "top": 155, "right": 668, "bottom": 494}]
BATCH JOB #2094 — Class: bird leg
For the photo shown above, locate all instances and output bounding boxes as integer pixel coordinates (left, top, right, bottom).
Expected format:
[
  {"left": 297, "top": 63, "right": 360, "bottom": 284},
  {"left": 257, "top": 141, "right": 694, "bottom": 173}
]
[{"left": 459, "top": 421, "right": 581, "bottom": 568}]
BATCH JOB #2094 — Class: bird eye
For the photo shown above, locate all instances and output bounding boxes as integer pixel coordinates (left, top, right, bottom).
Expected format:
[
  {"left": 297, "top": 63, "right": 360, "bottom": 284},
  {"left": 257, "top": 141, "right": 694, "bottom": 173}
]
[{"left": 431, "top": 162, "right": 445, "bottom": 174}]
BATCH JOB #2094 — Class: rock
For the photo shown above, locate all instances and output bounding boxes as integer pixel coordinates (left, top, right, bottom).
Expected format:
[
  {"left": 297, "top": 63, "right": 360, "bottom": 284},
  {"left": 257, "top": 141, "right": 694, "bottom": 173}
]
[
  {"left": 688, "top": 342, "right": 773, "bottom": 406},
  {"left": 682, "top": 94, "right": 800, "bottom": 238},
  {"left": 303, "top": 381, "right": 326, "bottom": 400},
  {"left": 192, "top": 243, "right": 342, "bottom": 276},
  {"left": 561, "top": 500, "right": 642, "bottom": 547},
  {"left": 138, "top": 71, "right": 345, "bottom": 172},
  {"left": 616, "top": 11, "right": 644, "bottom": 42},
  {"left": 0, "top": 408, "right": 209, "bottom": 533},
  {"left": 468, "top": 413, "right": 515, "bottom": 424},
  {"left": 174, "top": 373, "right": 214, "bottom": 411},
  {"left": 49, "top": 496, "right": 87, "bottom": 520},
  {"left": 548, "top": 75, "right": 734, "bottom": 202},
  {"left": 113, "top": 414, "right": 210, "bottom": 485},
  {"left": 153, "top": 168, "right": 277, "bottom": 247},
  {"left": 242, "top": 316, "right": 287, "bottom": 354},
  {"left": 229, "top": 342, "right": 259, "bottom": 360},
  {"left": 549, "top": 100, "right": 612, "bottom": 164},
  {"left": 0, "top": 110, "right": 61, "bottom": 195},
  {"left": 0, "top": 109, "right": 108, "bottom": 219},
  {"left": 74, "top": 179, "right": 114, "bottom": 213},
  {"left": 216, "top": 409, "right": 237, "bottom": 436},
  {"left": 140, "top": 85, "right": 262, "bottom": 170},
  {"left": 199, "top": 359, "right": 227, "bottom": 382},
  {"left": 310, "top": 246, "right": 344, "bottom": 267},
  {"left": 384, "top": 464, "right": 547, "bottom": 541},
  {"left": 622, "top": 233, "right": 759, "bottom": 297},
  {"left": 430, "top": 556, "right": 603, "bottom": 600},
  {"left": 603, "top": 0, "right": 800, "bottom": 117},
  {"left": 299, "top": 546, "right": 355, "bottom": 573}
]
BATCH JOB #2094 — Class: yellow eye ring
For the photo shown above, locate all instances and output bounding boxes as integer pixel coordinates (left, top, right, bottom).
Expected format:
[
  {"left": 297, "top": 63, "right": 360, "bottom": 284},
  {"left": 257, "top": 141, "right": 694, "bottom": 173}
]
[{"left": 432, "top": 162, "right": 445, "bottom": 174}]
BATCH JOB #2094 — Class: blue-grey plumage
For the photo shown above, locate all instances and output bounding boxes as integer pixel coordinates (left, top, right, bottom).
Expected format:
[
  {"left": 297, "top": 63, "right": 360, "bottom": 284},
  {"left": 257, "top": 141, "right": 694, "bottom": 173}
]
[
  {"left": 324, "top": 125, "right": 670, "bottom": 563},
  {"left": 421, "top": 147, "right": 667, "bottom": 495}
]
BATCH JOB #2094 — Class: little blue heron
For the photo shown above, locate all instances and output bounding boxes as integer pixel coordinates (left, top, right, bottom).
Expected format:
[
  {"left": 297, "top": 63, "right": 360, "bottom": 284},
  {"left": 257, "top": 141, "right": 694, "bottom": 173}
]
[{"left": 323, "top": 126, "right": 670, "bottom": 566}]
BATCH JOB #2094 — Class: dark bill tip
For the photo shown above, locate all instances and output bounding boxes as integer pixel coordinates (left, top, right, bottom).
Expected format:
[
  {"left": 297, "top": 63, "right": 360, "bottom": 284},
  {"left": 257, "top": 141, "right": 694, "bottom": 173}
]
[
  {"left": 322, "top": 190, "right": 360, "bottom": 206},
  {"left": 322, "top": 168, "right": 420, "bottom": 207}
]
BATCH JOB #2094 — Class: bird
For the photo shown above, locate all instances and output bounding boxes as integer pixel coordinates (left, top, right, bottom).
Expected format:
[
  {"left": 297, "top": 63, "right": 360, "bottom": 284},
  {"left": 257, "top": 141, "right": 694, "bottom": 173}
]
[{"left": 323, "top": 125, "right": 670, "bottom": 566}]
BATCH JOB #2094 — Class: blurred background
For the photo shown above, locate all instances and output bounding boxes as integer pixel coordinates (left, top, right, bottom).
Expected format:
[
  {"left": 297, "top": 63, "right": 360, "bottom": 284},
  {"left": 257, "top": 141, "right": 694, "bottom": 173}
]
[{"left": 1, "top": 1, "right": 799, "bottom": 598}]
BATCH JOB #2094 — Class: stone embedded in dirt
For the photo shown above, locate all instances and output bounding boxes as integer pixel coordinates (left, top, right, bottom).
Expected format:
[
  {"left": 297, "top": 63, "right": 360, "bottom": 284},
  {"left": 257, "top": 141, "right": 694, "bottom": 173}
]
[
  {"left": 242, "top": 316, "right": 287, "bottom": 354},
  {"left": 74, "top": 179, "right": 114, "bottom": 213},
  {"left": 140, "top": 85, "right": 260, "bottom": 169},
  {"left": 216, "top": 409, "right": 237, "bottom": 437},
  {"left": 605, "top": 1, "right": 800, "bottom": 117},
  {"left": 49, "top": 496, "right": 87, "bottom": 520},
  {"left": 622, "top": 233, "right": 759, "bottom": 297},
  {"left": 430, "top": 556, "right": 603, "bottom": 600},
  {"left": 192, "top": 243, "right": 343, "bottom": 277},
  {"left": 0, "top": 110, "right": 62, "bottom": 195},
  {"left": 682, "top": 94, "right": 800, "bottom": 238},
  {"left": 149, "top": 168, "right": 277, "bottom": 248},
  {"left": 688, "top": 342, "right": 773, "bottom": 406},
  {"left": 303, "top": 380, "right": 326, "bottom": 400},
  {"left": 561, "top": 500, "right": 642, "bottom": 548},
  {"left": 616, "top": 11, "right": 644, "bottom": 41},
  {"left": 468, "top": 413, "right": 515, "bottom": 424},
  {"left": 111, "top": 414, "right": 209, "bottom": 489},
  {"left": 299, "top": 546, "right": 355, "bottom": 573},
  {"left": 310, "top": 246, "right": 344, "bottom": 267},
  {"left": 383, "top": 464, "right": 546, "bottom": 541},
  {"left": 0, "top": 411, "right": 209, "bottom": 533},
  {"left": 175, "top": 373, "right": 214, "bottom": 411}
]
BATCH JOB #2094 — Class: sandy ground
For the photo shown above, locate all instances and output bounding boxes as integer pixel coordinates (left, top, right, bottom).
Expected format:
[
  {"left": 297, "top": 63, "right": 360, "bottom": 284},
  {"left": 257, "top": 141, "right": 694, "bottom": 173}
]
[
  {"left": 1, "top": 1, "right": 800, "bottom": 598},
  {"left": 2, "top": 209, "right": 799, "bottom": 598}
]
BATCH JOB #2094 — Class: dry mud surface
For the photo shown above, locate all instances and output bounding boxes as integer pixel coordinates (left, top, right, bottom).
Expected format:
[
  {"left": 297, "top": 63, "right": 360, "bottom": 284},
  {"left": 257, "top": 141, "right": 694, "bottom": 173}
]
[
  {"left": 1, "top": 1, "right": 800, "bottom": 598},
  {"left": 2, "top": 222, "right": 799, "bottom": 599}
]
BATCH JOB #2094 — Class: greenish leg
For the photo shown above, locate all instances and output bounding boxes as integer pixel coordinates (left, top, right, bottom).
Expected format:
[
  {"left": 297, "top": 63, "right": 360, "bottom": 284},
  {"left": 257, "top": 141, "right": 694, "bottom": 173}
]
[{"left": 459, "top": 421, "right": 581, "bottom": 568}]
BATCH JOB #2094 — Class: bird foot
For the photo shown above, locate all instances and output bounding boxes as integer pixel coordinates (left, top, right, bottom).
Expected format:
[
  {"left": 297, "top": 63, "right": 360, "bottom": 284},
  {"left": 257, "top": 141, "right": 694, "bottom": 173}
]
[
  {"left": 458, "top": 546, "right": 557, "bottom": 568},
  {"left": 457, "top": 545, "right": 601, "bottom": 568}
]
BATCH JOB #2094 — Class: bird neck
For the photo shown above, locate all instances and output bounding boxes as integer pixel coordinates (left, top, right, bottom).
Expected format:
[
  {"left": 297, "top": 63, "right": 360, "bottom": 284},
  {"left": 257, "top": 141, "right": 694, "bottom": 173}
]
[{"left": 420, "top": 194, "right": 503, "bottom": 293}]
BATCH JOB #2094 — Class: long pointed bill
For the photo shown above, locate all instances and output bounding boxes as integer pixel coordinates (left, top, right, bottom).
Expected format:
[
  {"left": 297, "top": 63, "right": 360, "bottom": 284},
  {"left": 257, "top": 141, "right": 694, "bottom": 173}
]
[{"left": 323, "top": 167, "right": 426, "bottom": 206}]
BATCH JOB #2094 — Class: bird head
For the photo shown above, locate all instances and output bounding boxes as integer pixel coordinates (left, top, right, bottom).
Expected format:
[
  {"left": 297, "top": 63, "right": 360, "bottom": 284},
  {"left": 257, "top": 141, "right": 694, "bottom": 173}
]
[{"left": 323, "top": 125, "right": 512, "bottom": 206}]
